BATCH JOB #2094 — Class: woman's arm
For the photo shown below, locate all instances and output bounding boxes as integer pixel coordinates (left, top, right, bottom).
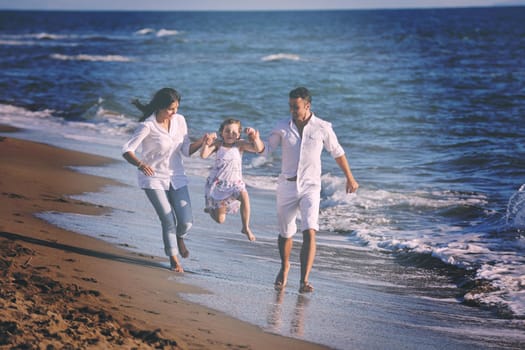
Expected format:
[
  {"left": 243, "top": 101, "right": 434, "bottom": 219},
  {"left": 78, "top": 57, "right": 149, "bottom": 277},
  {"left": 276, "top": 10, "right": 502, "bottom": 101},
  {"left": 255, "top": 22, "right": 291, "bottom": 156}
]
[
  {"left": 122, "top": 151, "right": 154, "bottom": 176},
  {"left": 189, "top": 133, "right": 207, "bottom": 156},
  {"left": 122, "top": 123, "right": 154, "bottom": 176}
]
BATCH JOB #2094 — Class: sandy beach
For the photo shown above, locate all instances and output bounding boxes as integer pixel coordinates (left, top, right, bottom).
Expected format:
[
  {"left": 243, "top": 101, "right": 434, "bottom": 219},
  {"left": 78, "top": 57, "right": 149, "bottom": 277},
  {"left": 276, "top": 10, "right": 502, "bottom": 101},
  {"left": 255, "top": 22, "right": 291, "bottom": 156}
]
[{"left": 0, "top": 125, "right": 328, "bottom": 349}]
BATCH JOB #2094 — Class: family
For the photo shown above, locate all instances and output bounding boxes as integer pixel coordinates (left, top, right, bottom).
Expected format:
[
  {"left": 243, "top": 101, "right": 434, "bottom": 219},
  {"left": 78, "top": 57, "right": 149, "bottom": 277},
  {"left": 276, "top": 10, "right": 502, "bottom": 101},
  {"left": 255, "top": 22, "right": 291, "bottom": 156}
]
[{"left": 122, "top": 87, "right": 359, "bottom": 293}]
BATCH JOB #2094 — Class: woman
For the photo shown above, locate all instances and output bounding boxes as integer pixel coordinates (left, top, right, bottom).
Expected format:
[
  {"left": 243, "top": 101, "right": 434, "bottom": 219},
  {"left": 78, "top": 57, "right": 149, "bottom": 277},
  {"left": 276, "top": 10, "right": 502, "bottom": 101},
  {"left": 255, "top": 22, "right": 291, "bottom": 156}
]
[{"left": 122, "top": 87, "right": 205, "bottom": 272}]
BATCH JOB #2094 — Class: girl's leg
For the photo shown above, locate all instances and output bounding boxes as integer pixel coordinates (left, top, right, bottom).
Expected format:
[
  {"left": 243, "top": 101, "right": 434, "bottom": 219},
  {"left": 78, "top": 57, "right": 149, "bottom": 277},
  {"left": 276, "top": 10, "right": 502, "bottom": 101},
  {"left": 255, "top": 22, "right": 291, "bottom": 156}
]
[
  {"left": 239, "top": 190, "right": 255, "bottom": 241},
  {"left": 167, "top": 185, "right": 193, "bottom": 258},
  {"left": 205, "top": 192, "right": 226, "bottom": 224},
  {"left": 209, "top": 206, "right": 226, "bottom": 224},
  {"left": 144, "top": 189, "right": 182, "bottom": 271}
]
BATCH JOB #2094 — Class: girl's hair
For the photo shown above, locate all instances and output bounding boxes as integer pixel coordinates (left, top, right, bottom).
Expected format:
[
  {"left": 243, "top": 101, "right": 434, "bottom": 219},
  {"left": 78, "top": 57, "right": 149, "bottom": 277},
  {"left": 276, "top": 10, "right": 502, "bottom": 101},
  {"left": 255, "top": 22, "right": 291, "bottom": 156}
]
[
  {"left": 133, "top": 87, "right": 182, "bottom": 122},
  {"left": 218, "top": 118, "right": 242, "bottom": 139}
]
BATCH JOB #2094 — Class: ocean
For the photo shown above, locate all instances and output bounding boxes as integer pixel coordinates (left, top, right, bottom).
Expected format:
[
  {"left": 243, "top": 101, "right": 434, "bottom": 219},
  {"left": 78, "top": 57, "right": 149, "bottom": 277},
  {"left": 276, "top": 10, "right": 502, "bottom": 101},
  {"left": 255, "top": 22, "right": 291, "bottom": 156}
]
[{"left": 1, "top": 7, "right": 524, "bottom": 349}]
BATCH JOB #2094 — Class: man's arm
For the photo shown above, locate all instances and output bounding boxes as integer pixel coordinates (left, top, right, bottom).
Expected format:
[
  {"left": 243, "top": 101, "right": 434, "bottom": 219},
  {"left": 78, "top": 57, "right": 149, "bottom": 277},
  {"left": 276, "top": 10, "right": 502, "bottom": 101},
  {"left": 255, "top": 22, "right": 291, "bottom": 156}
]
[{"left": 335, "top": 155, "right": 359, "bottom": 193}]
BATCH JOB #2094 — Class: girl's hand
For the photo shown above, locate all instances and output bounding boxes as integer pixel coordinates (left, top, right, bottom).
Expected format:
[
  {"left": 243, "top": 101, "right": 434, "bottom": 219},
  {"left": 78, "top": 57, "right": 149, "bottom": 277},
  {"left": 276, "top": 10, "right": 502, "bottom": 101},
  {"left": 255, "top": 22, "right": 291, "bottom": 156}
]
[
  {"left": 244, "top": 127, "right": 260, "bottom": 141},
  {"left": 204, "top": 132, "right": 217, "bottom": 146}
]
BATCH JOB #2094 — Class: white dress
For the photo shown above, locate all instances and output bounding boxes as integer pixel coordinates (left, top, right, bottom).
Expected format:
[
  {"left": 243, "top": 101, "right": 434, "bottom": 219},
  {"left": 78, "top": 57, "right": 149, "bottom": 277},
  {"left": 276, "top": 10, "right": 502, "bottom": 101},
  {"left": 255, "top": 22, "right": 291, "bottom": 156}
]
[{"left": 204, "top": 144, "right": 246, "bottom": 214}]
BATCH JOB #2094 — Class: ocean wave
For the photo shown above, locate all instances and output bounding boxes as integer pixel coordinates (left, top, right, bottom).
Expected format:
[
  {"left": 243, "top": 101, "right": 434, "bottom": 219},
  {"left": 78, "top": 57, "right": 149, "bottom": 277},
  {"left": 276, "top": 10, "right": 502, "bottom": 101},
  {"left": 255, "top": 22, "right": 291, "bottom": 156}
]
[
  {"left": 134, "top": 28, "right": 156, "bottom": 35},
  {"left": 0, "top": 104, "right": 55, "bottom": 121},
  {"left": 134, "top": 28, "right": 180, "bottom": 37},
  {"left": 0, "top": 35, "right": 79, "bottom": 47},
  {"left": 0, "top": 39, "right": 35, "bottom": 46},
  {"left": 243, "top": 174, "right": 278, "bottom": 191},
  {"left": 9, "top": 32, "right": 69, "bottom": 40},
  {"left": 50, "top": 54, "right": 132, "bottom": 62},
  {"left": 320, "top": 174, "right": 488, "bottom": 211},
  {"left": 0, "top": 32, "right": 72, "bottom": 42},
  {"left": 261, "top": 53, "right": 301, "bottom": 62},
  {"left": 156, "top": 29, "right": 180, "bottom": 37},
  {"left": 316, "top": 176, "right": 525, "bottom": 317},
  {"left": 357, "top": 225, "right": 525, "bottom": 317},
  {"left": 465, "top": 259, "right": 525, "bottom": 316},
  {"left": 507, "top": 184, "right": 525, "bottom": 229},
  {"left": 0, "top": 103, "right": 134, "bottom": 146},
  {"left": 0, "top": 32, "right": 127, "bottom": 44},
  {"left": 36, "top": 32, "right": 68, "bottom": 40},
  {"left": 0, "top": 40, "right": 78, "bottom": 47}
]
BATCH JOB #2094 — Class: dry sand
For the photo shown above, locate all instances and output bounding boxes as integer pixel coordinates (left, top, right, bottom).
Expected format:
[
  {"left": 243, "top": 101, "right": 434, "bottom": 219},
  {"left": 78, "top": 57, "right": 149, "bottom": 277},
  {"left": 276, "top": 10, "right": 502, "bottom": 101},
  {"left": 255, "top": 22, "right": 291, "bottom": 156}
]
[{"left": 0, "top": 126, "right": 328, "bottom": 349}]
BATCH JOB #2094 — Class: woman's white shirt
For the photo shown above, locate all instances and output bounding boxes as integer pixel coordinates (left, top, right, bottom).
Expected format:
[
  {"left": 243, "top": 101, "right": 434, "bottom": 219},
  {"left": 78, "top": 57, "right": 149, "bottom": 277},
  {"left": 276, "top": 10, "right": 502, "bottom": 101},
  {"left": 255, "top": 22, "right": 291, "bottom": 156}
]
[{"left": 122, "top": 114, "right": 191, "bottom": 190}]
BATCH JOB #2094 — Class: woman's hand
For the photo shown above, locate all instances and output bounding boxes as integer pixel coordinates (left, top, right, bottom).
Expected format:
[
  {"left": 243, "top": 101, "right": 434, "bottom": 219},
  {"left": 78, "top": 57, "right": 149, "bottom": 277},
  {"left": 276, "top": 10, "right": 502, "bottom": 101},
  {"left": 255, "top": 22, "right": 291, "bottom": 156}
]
[{"left": 138, "top": 163, "right": 155, "bottom": 176}]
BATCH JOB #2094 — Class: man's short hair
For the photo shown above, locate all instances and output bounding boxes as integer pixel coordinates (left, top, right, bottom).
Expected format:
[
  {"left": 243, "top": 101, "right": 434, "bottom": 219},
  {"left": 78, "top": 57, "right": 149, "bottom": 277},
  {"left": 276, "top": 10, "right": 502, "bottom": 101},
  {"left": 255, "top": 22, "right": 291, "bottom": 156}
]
[{"left": 289, "top": 87, "right": 312, "bottom": 103}]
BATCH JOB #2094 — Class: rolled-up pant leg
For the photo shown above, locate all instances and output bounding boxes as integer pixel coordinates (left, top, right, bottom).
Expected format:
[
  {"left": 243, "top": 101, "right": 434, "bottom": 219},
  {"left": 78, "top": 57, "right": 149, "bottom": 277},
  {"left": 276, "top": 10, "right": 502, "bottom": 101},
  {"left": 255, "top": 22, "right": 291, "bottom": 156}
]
[{"left": 144, "top": 188, "right": 179, "bottom": 257}]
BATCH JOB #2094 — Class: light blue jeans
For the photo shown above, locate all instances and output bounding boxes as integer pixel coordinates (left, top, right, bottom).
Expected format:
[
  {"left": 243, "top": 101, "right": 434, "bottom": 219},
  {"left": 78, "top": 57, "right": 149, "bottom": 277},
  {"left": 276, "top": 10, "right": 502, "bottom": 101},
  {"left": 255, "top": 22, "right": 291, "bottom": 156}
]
[{"left": 144, "top": 185, "right": 193, "bottom": 257}]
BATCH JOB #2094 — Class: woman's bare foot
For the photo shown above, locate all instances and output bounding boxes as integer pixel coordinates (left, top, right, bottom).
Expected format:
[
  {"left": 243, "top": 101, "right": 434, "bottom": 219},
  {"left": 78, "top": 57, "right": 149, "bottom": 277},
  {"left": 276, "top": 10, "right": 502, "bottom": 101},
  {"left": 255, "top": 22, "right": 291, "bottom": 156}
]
[
  {"left": 274, "top": 262, "right": 290, "bottom": 291},
  {"left": 169, "top": 256, "right": 184, "bottom": 273},
  {"left": 177, "top": 237, "right": 189, "bottom": 258},
  {"left": 241, "top": 227, "right": 256, "bottom": 241}
]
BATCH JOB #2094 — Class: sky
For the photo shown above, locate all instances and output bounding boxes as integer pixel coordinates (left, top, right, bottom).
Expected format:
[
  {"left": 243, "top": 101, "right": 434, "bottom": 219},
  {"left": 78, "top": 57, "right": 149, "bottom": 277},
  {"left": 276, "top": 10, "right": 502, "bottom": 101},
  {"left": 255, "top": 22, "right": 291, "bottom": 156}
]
[{"left": 0, "top": 0, "right": 524, "bottom": 11}]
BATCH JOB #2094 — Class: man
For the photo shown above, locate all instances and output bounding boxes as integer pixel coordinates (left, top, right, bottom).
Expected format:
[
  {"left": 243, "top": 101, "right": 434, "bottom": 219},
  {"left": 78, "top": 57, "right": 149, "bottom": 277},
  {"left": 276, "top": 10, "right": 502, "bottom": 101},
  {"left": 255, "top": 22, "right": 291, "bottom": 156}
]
[{"left": 263, "top": 87, "right": 359, "bottom": 293}]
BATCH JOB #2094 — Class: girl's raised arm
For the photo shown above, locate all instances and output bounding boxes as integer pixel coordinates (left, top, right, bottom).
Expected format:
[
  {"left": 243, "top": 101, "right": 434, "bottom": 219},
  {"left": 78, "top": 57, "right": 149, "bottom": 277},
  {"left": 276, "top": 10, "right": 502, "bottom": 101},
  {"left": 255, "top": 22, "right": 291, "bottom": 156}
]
[{"left": 240, "top": 127, "right": 264, "bottom": 153}]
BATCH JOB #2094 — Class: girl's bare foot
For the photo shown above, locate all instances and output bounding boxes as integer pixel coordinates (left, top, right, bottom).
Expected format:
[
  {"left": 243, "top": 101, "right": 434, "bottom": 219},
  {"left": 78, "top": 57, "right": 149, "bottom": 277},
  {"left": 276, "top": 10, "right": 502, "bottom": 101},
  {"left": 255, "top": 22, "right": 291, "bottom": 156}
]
[
  {"left": 242, "top": 227, "right": 256, "bottom": 241},
  {"left": 274, "top": 262, "right": 290, "bottom": 290},
  {"left": 177, "top": 237, "right": 189, "bottom": 258},
  {"left": 169, "top": 256, "right": 184, "bottom": 273}
]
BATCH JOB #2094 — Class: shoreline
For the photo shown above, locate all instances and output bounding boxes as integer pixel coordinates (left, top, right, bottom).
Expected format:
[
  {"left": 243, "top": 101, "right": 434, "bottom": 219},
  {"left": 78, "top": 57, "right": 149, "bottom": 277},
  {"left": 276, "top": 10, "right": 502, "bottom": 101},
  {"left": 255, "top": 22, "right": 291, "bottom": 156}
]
[{"left": 0, "top": 127, "right": 328, "bottom": 349}]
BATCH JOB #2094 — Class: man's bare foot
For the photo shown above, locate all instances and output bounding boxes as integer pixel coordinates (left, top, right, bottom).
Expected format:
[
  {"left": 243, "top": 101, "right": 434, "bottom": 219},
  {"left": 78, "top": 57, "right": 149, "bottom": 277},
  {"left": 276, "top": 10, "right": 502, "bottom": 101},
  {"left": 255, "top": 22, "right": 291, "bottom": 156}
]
[
  {"left": 241, "top": 227, "right": 256, "bottom": 241},
  {"left": 177, "top": 237, "right": 189, "bottom": 258},
  {"left": 299, "top": 281, "right": 314, "bottom": 293},
  {"left": 274, "top": 262, "right": 290, "bottom": 291},
  {"left": 169, "top": 256, "right": 184, "bottom": 273}
]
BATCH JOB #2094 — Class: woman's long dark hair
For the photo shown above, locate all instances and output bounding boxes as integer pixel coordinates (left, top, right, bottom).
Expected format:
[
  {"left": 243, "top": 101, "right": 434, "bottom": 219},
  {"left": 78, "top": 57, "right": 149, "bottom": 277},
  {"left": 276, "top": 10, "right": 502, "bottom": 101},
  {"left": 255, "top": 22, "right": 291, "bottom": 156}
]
[{"left": 132, "top": 88, "right": 181, "bottom": 122}]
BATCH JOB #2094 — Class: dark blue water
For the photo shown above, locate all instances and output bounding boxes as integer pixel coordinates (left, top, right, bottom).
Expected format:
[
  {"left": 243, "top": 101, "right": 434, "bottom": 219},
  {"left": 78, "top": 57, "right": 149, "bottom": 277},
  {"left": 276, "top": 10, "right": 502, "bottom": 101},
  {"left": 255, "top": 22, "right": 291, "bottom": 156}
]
[{"left": 1, "top": 8, "right": 525, "bottom": 348}]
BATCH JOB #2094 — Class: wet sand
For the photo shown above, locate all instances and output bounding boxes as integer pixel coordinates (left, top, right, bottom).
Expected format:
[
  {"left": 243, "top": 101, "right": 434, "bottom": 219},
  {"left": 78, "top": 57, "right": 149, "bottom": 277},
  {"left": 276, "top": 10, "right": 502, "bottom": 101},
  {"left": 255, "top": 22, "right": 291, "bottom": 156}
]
[{"left": 0, "top": 126, "right": 328, "bottom": 349}]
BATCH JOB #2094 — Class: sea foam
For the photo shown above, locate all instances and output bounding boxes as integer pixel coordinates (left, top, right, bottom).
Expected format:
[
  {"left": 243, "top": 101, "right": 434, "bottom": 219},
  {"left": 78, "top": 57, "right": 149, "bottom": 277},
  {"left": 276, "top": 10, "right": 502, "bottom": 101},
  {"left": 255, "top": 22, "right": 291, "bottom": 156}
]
[
  {"left": 50, "top": 53, "right": 132, "bottom": 62},
  {"left": 261, "top": 53, "right": 301, "bottom": 62},
  {"left": 134, "top": 28, "right": 179, "bottom": 37}
]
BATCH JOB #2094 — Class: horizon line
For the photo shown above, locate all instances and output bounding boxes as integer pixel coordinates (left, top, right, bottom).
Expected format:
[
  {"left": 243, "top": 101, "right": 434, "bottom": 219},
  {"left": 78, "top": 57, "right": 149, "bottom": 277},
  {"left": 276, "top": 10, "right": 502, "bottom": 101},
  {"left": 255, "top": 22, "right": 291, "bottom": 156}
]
[{"left": 0, "top": 4, "right": 524, "bottom": 12}]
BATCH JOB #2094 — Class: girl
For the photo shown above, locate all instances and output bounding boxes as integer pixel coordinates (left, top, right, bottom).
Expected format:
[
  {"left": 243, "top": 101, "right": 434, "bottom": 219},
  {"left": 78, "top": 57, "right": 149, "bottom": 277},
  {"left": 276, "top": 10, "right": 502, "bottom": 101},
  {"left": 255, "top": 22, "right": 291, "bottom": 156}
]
[
  {"left": 123, "top": 87, "right": 205, "bottom": 272},
  {"left": 200, "top": 118, "right": 264, "bottom": 241}
]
